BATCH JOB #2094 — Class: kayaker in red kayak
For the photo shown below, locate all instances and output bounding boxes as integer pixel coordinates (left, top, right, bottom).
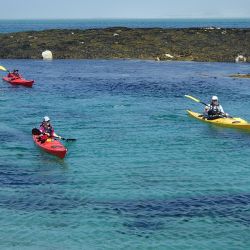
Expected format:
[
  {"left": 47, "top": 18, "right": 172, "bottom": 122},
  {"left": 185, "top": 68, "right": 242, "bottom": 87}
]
[
  {"left": 8, "top": 69, "right": 21, "bottom": 79},
  {"left": 3, "top": 68, "right": 34, "bottom": 87},
  {"left": 32, "top": 118, "right": 75, "bottom": 158},
  {"left": 38, "top": 116, "right": 62, "bottom": 142}
]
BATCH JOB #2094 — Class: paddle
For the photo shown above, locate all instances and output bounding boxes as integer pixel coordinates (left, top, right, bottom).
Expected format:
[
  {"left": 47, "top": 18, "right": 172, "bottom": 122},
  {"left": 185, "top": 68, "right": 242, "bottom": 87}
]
[
  {"left": 58, "top": 137, "right": 77, "bottom": 142},
  {"left": 32, "top": 128, "right": 76, "bottom": 141},
  {"left": 32, "top": 128, "right": 41, "bottom": 135},
  {"left": 32, "top": 128, "right": 76, "bottom": 142},
  {"left": 0, "top": 65, "right": 10, "bottom": 72},
  {"left": 184, "top": 95, "right": 207, "bottom": 106}
]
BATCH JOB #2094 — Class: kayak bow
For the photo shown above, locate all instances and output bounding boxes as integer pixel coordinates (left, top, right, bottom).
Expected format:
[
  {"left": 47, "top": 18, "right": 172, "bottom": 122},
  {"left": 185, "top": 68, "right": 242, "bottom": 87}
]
[
  {"left": 33, "top": 135, "right": 67, "bottom": 159},
  {"left": 187, "top": 110, "right": 250, "bottom": 130}
]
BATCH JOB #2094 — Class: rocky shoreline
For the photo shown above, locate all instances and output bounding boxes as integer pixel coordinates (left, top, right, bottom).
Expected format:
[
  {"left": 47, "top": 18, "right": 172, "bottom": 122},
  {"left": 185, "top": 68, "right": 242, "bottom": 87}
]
[
  {"left": 0, "top": 27, "right": 249, "bottom": 62},
  {"left": 230, "top": 74, "right": 250, "bottom": 78}
]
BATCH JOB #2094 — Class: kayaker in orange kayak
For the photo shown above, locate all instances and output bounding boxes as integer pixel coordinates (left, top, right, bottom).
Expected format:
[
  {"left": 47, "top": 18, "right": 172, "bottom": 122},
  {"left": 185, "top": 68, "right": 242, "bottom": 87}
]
[{"left": 38, "top": 116, "right": 62, "bottom": 142}]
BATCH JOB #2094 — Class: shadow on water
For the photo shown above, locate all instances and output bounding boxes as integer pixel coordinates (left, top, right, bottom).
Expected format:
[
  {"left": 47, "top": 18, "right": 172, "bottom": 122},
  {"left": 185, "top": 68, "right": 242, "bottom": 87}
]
[
  {"left": 200, "top": 124, "right": 250, "bottom": 144},
  {"left": 96, "top": 193, "right": 250, "bottom": 233},
  {"left": 0, "top": 166, "right": 86, "bottom": 214},
  {"left": 0, "top": 158, "right": 84, "bottom": 214},
  {"left": 65, "top": 78, "right": 223, "bottom": 99},
  {"left": 0, "top": 131, "right": 15, "bottom": 143},
  {"left": 0, "top": 159, "right": 68, "bottom": 188},
  {"left": 0, "top": 189, "right": 88, "bottom": 214}
]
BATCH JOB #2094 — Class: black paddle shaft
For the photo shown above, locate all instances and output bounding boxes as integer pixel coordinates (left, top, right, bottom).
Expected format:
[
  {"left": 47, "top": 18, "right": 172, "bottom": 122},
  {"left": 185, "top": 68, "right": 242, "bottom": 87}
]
[
  {"left": 200, "top": 101, "right": 208, "bottom": 106},
  {"left": 61, "top": 138, "right": 76, "bottom": 141}
]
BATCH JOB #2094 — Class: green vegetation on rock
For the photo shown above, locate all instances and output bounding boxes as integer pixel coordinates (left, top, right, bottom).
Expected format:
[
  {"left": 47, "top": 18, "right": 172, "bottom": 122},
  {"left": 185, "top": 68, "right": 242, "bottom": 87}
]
[{"left": 0, "top": 27, "right": 249, "bottom": 61}]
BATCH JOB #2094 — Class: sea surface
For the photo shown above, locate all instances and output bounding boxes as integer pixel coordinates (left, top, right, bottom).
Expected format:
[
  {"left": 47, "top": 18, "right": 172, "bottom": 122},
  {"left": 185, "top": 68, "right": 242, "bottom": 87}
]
[
  {"left": 0, "top": 18, "right": 250, "bottom": 33},
  {"left": 0, "top": 59, "right": 250, "bottom": 249}
]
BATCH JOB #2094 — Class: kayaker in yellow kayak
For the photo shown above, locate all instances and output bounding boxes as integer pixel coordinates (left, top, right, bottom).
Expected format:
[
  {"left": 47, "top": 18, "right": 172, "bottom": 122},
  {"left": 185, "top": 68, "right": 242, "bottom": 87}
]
[{"left": 204, "top": 96, "right": 228, "bottom": 120}]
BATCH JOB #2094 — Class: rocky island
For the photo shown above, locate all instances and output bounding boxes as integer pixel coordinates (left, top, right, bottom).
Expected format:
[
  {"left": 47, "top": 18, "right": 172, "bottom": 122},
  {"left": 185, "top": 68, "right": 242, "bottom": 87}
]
[
  {"left": 0, "top": 27, "right": 249, "bottom": 62},
  {"left": 230, "top": 74, "right": 250, "bottom": 78}
]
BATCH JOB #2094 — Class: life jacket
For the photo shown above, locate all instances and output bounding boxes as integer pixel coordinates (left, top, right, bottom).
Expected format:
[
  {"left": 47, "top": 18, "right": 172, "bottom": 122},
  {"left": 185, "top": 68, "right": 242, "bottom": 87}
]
[
  {"left": 37, "top": 134, "right": 49, "bottom": 144},
  {"left": 207, "top": 103, "right": 222, "bottom": 116},
  {"left": 8, "top": 73, "right": 15, "bottom": 78},
  {"left": 39, "top": 122, "right": 54, "bottom": 137}
]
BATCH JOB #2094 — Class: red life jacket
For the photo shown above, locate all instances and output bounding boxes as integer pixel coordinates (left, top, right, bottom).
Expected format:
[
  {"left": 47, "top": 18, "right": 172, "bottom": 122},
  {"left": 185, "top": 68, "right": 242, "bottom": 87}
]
[{"left": 38, "top": 134, "right": 49, "bottom": 143}]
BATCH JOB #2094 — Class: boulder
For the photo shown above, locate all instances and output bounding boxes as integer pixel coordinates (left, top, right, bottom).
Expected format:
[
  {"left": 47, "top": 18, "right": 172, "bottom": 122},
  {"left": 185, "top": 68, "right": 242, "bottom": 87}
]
[
  {"left": 235, "top": 55, "right": 247, "bottom": 63},
  {"left": 42, "top": 50, "right": 53, "bottom": 60},
  {"left": 165, "top": 53, "right": 174, "bottom": 59}
]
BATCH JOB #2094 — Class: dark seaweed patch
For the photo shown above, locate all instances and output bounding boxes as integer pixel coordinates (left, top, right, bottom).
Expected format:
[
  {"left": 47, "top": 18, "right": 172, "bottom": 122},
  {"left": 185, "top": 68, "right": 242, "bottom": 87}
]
[{"left": 99, "top": 194, "right": 250, "bottom": 231}]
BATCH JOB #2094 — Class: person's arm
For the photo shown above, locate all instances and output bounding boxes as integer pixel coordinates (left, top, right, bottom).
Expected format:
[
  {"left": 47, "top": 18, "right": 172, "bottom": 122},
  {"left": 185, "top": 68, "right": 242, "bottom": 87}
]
[
  {"left": 39, "top": 126, "right": 44, "bottom": 134},
  {"left": 54, "top": 133, "right": 62, "bottom": 139},
  {"left": 219, "top": 105, "right": 230, "bottom": 117},
  {"left": 52, "top": 129, "right": 62, "bottom": 139},
  {"left": 220, "top": 105, "right": 225, "bottom": 114},
  {"left": 40, "top": 125, "right": 51, "bottom": 136},
  {"left": 204, "top": 104, "right": 210, "bottom": 114}
]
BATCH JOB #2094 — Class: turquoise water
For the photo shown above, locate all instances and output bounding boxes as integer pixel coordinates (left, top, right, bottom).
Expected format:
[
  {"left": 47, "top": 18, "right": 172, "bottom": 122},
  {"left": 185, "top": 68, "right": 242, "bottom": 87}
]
[
  {"left": 1, "top": 60, "right": 250, "bottom": 249},
  {"left": 0, "top": 18, "right": 250, "bottom": 33}
]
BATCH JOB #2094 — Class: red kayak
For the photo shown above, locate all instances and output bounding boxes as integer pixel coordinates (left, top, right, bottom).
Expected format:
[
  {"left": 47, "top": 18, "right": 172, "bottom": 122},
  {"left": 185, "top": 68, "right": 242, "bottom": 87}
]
[
  {"left": 3, "top": 77, "right": 34, "bottom": 87},
  {"left": 33, "top": 135, "right": 67, "bottom": 159}
]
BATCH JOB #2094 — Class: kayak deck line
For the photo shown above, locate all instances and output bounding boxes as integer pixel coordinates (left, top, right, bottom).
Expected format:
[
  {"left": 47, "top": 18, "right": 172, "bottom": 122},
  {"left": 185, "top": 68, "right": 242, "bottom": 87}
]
[{"left": 187, "top": 110, "right": 250, "bottom": 130}]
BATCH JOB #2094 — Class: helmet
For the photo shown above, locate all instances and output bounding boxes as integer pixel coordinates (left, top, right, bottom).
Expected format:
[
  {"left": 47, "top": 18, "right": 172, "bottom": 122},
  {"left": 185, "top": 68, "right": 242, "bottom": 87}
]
[
  {"left": 212, "top": 96, "right": 218, "bottom": 101},
  {"left": 43, "top": 116, "right": 50, "bottom": 122}
]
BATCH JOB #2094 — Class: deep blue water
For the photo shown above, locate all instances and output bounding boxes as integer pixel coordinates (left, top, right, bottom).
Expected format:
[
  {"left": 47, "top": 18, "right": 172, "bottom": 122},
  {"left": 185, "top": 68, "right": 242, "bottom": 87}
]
[
  {"left": 0, "top": 18, "right": 250, "bottom": 33},
  {"left": 0, "top": 59, "right": 250, "bottom": 249}
]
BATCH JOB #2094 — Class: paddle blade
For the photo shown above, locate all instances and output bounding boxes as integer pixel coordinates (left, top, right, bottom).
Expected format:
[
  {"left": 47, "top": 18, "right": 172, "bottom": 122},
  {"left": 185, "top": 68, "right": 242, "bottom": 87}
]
[
  {"left": 185, "top": 95, "right": 201, "bottom": 103},
  {"left": 0, "top": 66, "right": 8, "bottom": 72},
  {"left": 64, "top": 138, "right": 76, "bottom": 142},
  {"left": 32, "top": 128, "right": 41, "bottom": 135},
  {"left": 57, "top": 137, "right": 76, "bottom": 142}
]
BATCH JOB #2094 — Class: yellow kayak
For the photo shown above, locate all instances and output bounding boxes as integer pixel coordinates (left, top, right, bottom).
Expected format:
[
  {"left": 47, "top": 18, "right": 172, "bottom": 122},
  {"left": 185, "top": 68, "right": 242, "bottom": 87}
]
[{"left": 187, "top": 110, "right": 250, "bottom": 130}]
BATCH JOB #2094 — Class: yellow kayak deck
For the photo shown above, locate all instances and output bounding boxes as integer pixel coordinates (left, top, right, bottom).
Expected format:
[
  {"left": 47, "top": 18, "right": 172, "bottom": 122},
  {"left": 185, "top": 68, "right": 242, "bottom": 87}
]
[{"left": 187, "top": 110, "right": 250, "bottom": 130}]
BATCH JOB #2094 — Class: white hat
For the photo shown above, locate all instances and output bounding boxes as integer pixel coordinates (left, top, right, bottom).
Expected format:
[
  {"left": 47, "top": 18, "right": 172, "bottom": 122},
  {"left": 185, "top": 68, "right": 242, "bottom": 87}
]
[
  {"left": 212, "top": 96, "right": 218, "bottom": 101},
  {"left": 43, "top": 116, "right": 50, "bottom": 122}
]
